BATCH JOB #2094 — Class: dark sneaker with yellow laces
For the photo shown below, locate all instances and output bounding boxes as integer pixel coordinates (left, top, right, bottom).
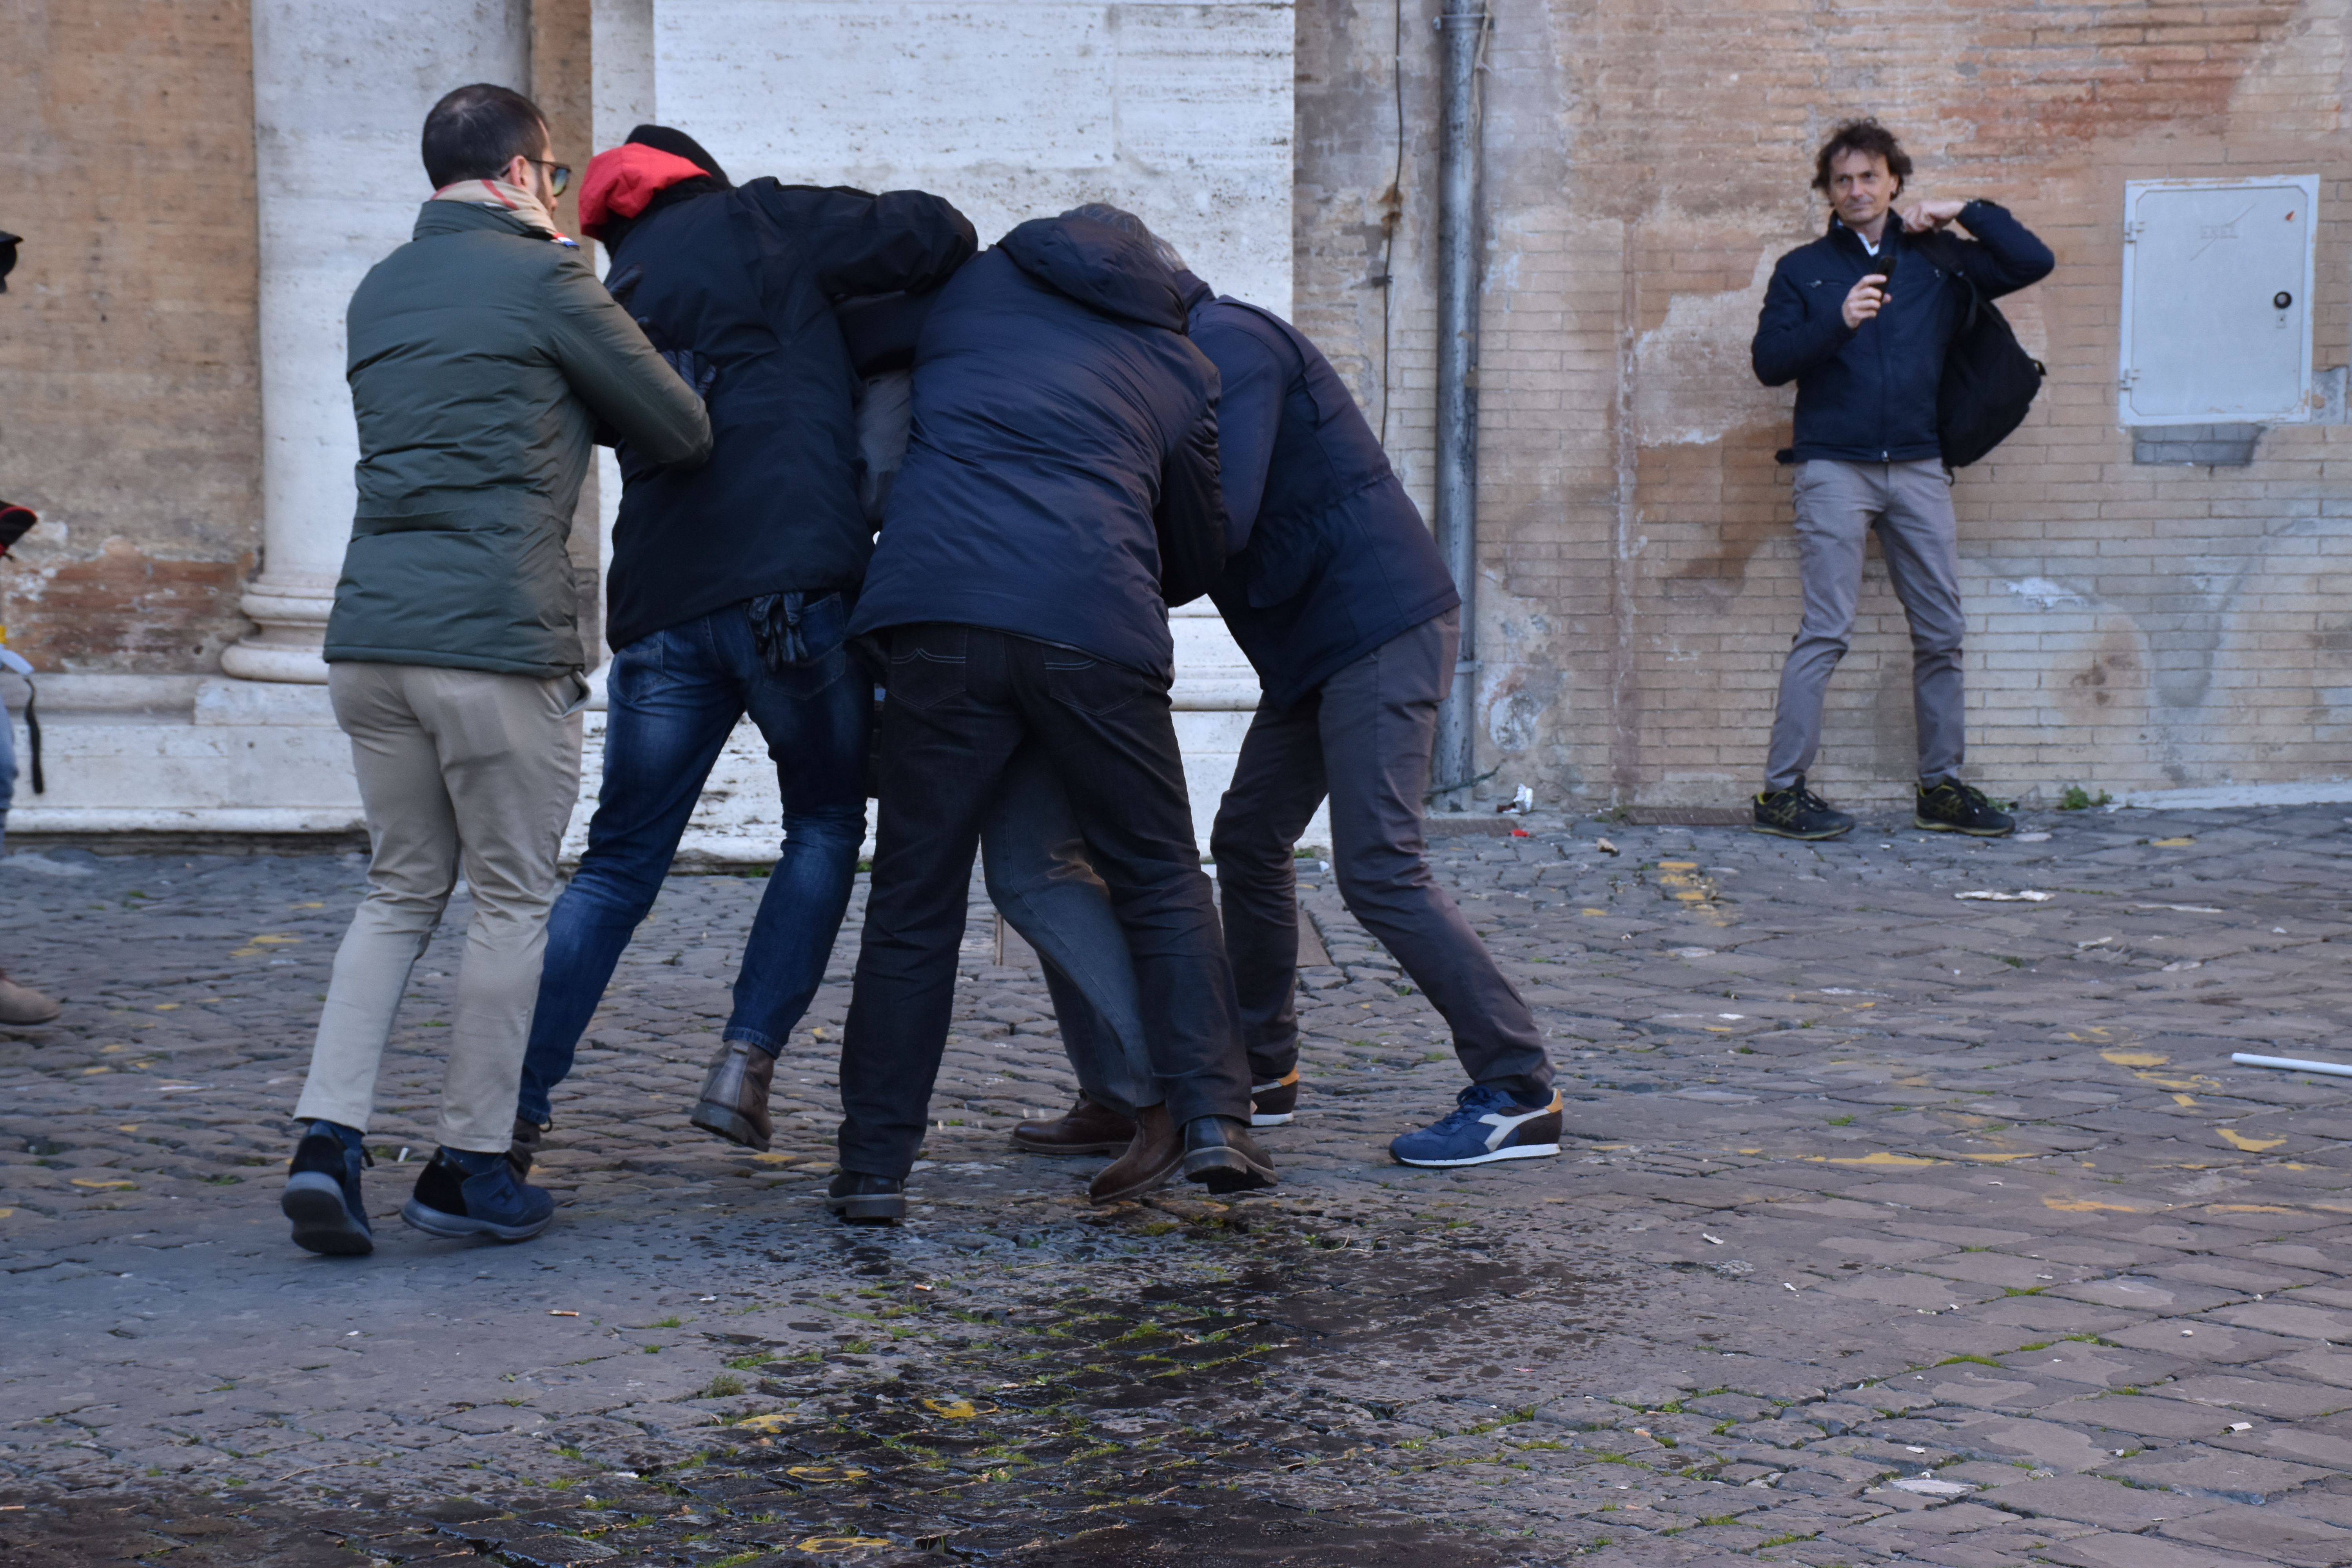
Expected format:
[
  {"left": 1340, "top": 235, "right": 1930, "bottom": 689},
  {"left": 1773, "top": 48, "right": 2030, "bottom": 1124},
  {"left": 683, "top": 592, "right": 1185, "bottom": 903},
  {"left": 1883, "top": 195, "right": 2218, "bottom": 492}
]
[
  {"left": 1752, "top": 775, "right": 1854, "bottom": 840},
  {"left": 1915, "top": 777, "right": 2015, "bottom": 837}
]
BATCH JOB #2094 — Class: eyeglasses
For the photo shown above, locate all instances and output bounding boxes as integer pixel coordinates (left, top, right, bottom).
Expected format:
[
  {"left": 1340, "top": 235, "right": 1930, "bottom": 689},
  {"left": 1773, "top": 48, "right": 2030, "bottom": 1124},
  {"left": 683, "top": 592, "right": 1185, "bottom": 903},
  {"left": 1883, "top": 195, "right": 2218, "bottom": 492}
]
[{"left": 525, "top": 158, "right": 572, "bottom": 198}]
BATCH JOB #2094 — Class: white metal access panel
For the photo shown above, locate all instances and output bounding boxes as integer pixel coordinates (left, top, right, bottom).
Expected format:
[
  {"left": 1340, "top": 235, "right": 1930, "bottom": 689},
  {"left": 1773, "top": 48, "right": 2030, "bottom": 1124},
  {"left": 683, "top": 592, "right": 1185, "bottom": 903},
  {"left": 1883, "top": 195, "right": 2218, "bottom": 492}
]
[{"left": 2118, "top": 174, "right": 2319, "bottom": 426}]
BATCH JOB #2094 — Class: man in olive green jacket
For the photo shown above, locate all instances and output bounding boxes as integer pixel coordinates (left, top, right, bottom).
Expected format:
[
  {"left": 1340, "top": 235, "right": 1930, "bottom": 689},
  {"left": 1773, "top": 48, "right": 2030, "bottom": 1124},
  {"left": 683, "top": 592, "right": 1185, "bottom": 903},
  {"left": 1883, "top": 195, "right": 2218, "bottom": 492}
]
[{"left": 282, "top": 83, "right": 711, "bottom": 1258}]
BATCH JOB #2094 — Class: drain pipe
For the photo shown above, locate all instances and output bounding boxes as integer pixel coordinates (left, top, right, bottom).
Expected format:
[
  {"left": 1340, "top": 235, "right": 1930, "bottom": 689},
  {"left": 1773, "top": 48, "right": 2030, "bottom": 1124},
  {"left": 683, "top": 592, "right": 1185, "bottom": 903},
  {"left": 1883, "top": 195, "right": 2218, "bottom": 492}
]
[{"left": 1430, "top": 1, "right": 1488, "bottom": 806}]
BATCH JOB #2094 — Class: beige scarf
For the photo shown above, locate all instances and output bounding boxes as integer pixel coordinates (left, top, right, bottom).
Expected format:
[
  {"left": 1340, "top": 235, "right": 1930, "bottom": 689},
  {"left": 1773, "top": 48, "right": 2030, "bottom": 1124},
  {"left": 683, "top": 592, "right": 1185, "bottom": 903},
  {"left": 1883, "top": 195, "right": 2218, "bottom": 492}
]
[{"left": 429, "top": 177, "right": 573, "bottom": 246}]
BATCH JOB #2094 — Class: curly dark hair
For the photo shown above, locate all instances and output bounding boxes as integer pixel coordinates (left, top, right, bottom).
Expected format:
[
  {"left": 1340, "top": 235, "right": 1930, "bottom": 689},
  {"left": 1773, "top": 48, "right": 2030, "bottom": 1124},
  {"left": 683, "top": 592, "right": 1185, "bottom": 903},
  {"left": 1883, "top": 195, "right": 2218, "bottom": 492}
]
[{"left": 1811, "top": 118, "right": 1913, "bottom": 196}]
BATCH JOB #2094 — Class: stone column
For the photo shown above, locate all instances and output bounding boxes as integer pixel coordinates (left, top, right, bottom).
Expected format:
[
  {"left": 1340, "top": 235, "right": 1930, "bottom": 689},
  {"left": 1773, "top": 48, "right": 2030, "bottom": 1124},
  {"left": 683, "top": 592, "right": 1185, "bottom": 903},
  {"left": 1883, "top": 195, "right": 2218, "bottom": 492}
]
[{"left": 224, "top": 0, "right": 531, "bottom": 682}]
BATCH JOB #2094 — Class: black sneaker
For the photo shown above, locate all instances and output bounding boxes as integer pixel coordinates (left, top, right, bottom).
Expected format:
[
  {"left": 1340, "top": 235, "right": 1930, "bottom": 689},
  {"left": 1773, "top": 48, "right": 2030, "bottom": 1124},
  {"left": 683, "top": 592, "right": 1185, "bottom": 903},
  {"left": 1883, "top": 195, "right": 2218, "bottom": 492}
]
[
  {"left": 1752, "top": 775, "right": 1854, "bottom": 840},
  {"left": 400, "top": 1148, "right": 557, "bottom": 1243},
  {"left": 1249, "top": 1067, "right": 1299, "bottom": 1127},
  {"left": 1915, "top": 778, "right": 2015, "bottom": 837},
  {"left": 281, "top": 1120, "right": 373, "bottom": 1256},
  {"left": 826, "top": 1170, "right": 906, "bottom": 1226}
]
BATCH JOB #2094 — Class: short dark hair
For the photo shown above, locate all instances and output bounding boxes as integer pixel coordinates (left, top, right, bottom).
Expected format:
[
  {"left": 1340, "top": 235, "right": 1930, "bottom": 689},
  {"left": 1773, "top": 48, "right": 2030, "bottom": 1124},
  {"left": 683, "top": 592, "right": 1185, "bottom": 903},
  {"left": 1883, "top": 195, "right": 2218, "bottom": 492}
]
[
  {"left": 421, "top": 83, "right": 548, "bottom": 188},
  {"left": 1060, "top": 202, "right": 1187, "bottom": 274},
  {"left": 1811, "top": 118, "right": 1913, "bottom": 196}
]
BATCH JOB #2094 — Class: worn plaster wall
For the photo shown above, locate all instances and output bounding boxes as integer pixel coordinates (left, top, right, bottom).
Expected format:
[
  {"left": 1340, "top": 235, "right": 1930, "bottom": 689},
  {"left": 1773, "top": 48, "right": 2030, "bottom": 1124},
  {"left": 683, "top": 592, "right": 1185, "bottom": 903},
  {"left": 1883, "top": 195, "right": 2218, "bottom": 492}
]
[
  {"left": 0, "top": 1, "right": 264, "bottom": 672},
  {"left": 647, "top": 0, "right": 1296, "bottom": 314},
  {"left": 1300, "top": 0, "right": 2352, "bottom": 808}
]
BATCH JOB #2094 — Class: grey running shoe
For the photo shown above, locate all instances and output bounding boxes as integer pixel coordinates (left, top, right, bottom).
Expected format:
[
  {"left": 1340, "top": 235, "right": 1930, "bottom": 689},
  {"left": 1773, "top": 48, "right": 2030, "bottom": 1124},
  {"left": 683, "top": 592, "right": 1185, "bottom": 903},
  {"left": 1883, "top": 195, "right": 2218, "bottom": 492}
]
[{"left": 1752, "top": 775, "right": 1854, "bottom": 840}]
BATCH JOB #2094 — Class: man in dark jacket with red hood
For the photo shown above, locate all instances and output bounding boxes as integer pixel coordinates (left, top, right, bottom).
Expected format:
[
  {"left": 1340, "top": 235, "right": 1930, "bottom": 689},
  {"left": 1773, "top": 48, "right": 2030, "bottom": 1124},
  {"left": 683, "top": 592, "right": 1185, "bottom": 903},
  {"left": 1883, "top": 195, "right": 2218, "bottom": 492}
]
[
  {"left": 508, "top": 126, "right": 975, "bottom": 1170},
  {"left": 835, "top": 205, "right": 1270, "bottom": 1224}
]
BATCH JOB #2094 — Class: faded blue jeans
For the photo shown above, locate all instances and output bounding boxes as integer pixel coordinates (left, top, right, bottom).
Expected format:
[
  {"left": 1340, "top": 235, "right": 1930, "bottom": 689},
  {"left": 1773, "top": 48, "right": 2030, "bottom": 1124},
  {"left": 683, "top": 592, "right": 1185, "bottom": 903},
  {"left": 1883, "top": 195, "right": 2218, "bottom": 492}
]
[{"left": 515, "top": 595, "right": 869, "bottom": 1123}]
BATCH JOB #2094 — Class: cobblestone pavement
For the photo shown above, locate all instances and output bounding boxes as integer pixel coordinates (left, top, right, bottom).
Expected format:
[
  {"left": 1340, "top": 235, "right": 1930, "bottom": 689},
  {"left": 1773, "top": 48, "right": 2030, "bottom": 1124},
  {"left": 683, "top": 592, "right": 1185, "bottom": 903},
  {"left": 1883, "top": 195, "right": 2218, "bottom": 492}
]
[{"left": 2, "top": 803, "right": 2351, "bottom": 1566}]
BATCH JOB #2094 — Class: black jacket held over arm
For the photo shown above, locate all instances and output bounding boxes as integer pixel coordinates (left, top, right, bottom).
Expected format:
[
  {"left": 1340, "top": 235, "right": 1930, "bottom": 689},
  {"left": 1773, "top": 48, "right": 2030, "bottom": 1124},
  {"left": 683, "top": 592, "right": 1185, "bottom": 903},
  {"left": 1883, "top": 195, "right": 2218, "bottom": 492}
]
[
  {"left": 1181, "top": 276, "right": 1459, "bottom": 712},
  {"left": 1751, "top": 201, "right": 2053, "bottom": 465},
  {"left": 600, "top": 179, "right": 975, "bottom": 651},
  {"left": 848, "top": 215, "right": 1228, "bottom": 684}
]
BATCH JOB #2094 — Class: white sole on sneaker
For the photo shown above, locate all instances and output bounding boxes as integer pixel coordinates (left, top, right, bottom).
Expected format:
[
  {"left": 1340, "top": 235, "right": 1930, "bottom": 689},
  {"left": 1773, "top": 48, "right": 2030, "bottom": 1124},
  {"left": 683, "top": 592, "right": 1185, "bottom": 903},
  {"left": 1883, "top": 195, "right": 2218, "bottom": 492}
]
[
  {"left": 1248, "top": 1110, "right": 1294, "bottom": 1127},
  {"left": 1392, "top": 1141, "right": 1563, "bottom": 1169}
]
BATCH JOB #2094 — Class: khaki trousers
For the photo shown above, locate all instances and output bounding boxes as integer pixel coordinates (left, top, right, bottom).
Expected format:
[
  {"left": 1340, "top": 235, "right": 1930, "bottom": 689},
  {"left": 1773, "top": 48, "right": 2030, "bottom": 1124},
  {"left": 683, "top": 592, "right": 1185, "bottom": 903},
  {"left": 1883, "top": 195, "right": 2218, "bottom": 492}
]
[{"left": 294, "top": 662, "right": 586, "bottom": 1152}]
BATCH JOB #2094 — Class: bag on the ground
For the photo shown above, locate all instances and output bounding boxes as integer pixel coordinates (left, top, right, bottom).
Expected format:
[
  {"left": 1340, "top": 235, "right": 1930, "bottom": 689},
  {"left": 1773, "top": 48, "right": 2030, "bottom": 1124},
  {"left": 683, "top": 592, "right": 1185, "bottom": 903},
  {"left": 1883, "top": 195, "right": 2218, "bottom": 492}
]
[{"left": 1929, "top": 238, "right": 2045, "bottom": 468}]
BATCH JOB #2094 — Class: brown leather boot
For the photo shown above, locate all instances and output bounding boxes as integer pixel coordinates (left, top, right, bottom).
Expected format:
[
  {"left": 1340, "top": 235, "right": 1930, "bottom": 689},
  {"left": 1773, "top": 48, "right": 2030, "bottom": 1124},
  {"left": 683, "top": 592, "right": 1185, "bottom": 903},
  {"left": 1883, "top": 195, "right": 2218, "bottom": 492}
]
[
  {"left": 0, "top": 971, "right": 60, "bottom": 1025},
  {"left": 1013, "top": 1093, "right": 1136, "bottom": 1156},
  {"left": 1088, "top": 1103, "right": 1181, "bottom": 1203},
  {"left": 690, "top": 1040, "right": 775, "bottom": 1151}
]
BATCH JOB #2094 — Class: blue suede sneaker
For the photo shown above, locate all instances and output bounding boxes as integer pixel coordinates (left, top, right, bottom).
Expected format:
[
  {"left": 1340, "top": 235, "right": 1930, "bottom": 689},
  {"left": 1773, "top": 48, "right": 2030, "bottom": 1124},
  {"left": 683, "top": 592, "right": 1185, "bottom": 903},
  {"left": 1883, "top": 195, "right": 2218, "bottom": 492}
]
[
  {"left": 1389, "top": 1085, "right": 1565, "bottom": 1168},
  {"left": 400, "top": 1146, "right": 557, "bottom": 1242},
  {"left": 281, "top": 1120, "right": 373, "bottom": 1256}
]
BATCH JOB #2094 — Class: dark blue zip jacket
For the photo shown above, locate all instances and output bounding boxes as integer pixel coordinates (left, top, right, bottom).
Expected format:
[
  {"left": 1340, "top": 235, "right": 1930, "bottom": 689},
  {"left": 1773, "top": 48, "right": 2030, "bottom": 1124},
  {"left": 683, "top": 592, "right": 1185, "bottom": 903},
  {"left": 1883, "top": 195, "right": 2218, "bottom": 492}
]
[
  {"left": 1751, "top": 201, "right": 2053, "bottom": 463},
  {"left": 1181, "top": 277, "right": 1459, "bottom": 711},
  {"left": 601, "top": 179, "right": 975, "bottom": 650},
  {"left": 848, "top": 216, "right": 1226, "bottom": 681}
]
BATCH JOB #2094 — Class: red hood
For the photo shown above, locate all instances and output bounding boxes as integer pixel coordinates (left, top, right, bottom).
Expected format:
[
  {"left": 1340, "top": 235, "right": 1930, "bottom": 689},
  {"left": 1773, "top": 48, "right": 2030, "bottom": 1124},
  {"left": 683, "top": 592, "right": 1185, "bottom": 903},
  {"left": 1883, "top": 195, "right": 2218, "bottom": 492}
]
[{"left": 579, "top": 143, "right": 711, "bottom": 241}]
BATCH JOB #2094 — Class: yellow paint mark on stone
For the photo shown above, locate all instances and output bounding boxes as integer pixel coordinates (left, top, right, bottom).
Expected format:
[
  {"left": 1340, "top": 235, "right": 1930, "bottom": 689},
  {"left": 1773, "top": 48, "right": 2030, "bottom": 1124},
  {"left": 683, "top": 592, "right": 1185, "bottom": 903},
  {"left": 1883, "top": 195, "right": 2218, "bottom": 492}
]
[
  {"left": 1581, "top": 908, "right": 1607, "bottom": 916},
  {"left": 2217, "top": 1128, "right": 2284, "bottom": 1152},
  {"left": 735, "top": 1412, "right": 799, "bottom": 1432},
  {"left": 83, "top": 1066, "right": 111, "bottom": 1075},
  {"left": 1807, "top": 1152, "right": 1939, "bottom": 1168},
  {"left": 154, "top": 1003, "right": 178, "bottom": 1011},
  {"left": 2205, "top": 1204, "right": 2295, "bottom": 1214},
  {"left": 2172, "top": 1094, "right": 2199, "bottom": 1107},
  {"left": 71, "top": 1179, "right": 135, "bottom": 1190},
  {"left": 797, "top": 1540, "right": 894, "bottom": 1555},
  {"left": 2044, "top": 1194, "right": 2147, "bottom": 1213},
  {"left": 785, "top": 1466, "right": 869, "bottom": 1483},
  {"left": 2101, "top": 1049, "right": 2170, "bottom": 1067},
  {"left": 922, "top": 1397, "right": 997, "bottom": 1419},
  {"left": 750, "top": 1152, "right": 799, "bottom": 1164},
  {"left": 0, "top": 1208, "right": 14, "bottom": 1219},
  {"left": 1946, "top": 1152, "right": 2036, "bottom": 1162},
  {"left": 2151, "top": 837, "right": 2196, "bottom": 847}
]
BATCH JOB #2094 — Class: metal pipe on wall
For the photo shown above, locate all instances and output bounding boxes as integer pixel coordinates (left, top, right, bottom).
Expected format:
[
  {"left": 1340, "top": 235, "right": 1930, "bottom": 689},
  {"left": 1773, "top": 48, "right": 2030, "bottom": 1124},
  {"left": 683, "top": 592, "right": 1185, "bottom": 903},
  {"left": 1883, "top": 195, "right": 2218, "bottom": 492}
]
[{"left": 1430, "top": 2, "right": 1488, "bottom": 804}]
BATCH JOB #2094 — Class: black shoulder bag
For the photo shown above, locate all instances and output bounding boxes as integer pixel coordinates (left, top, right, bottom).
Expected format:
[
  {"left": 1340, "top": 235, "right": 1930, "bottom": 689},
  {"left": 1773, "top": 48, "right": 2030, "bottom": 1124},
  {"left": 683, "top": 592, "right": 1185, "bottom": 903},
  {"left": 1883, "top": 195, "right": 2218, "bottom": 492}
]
[{"left": 1924, "top": 234, "right": 2046, "bottom": 468}]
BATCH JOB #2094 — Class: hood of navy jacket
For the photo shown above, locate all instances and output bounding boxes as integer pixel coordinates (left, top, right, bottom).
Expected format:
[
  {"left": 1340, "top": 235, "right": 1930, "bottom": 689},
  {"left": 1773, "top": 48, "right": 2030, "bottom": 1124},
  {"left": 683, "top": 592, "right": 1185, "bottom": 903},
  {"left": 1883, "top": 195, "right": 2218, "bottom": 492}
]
[
  {"left": 998, "top": 216, "right": 1189, "bottom": 331},
  {"left": 847, "top": 221, "right": 1225, "bottom": 681}
]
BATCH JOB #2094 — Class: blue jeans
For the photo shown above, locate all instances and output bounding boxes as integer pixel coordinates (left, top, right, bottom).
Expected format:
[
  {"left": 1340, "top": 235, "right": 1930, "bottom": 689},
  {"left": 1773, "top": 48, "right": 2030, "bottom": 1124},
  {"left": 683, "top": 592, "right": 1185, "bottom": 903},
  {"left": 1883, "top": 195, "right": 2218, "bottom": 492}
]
[{"left": 515, "top": 596, "right": 869, "bottom": 1124}]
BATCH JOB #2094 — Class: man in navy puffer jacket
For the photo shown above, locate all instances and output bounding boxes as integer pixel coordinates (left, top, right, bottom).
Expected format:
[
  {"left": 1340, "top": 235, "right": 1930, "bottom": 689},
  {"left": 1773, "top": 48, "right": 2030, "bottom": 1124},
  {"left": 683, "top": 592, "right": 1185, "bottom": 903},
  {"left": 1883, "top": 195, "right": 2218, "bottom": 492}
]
[
  {"left": 837, "top": 206, "right": 1271, "bottom": 1223},
  {"left": 1749, "top": 117, "right": 2052, "bottom": 842}
]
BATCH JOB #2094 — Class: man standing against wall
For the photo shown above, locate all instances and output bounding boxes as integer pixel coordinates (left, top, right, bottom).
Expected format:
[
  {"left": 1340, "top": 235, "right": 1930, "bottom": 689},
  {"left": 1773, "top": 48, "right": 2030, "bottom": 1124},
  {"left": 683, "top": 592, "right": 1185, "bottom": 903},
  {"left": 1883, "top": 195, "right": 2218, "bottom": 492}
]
[
  {"left": 278, "top": 85, "right": 711, "bottom": 1257},
  {"left": 1749, "top": 118, "right": 2053, "bottom": 840}
]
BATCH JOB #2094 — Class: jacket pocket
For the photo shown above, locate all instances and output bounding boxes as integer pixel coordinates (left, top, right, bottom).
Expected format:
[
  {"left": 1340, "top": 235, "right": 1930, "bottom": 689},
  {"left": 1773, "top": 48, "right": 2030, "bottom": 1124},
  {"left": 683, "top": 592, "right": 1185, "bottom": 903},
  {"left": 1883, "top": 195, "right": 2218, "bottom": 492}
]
[{"left": 1237, "top": 511, "right": 1337, "bottom": 610}]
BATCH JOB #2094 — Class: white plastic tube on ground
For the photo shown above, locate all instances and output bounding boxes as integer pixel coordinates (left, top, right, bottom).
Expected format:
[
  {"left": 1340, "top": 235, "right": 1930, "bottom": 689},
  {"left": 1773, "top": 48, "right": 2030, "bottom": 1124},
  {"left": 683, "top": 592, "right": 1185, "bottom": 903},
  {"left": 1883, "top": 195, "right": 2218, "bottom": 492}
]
[{"left": 2232, "top": 1053, "right": 2352, "bottom": 1079}]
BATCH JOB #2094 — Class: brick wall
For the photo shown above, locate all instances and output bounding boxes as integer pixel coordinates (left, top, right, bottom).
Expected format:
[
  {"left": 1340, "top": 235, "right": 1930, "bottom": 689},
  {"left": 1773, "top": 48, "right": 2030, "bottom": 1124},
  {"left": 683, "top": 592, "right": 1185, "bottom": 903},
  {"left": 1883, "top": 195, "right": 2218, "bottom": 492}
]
[
  {"left": 1299, "top": 0, "right": 2352, "bottom": 807},
  {"left": 0, "top": 1, "right": 264, "bottom": 672}
]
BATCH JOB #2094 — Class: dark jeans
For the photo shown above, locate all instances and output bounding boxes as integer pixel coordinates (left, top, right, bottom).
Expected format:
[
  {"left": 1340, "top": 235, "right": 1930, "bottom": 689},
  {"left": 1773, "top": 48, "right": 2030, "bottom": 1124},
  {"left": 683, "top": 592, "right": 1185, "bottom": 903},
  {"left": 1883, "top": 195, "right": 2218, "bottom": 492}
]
[
  {"left": 838, "top": 624, "right": 1245, "bottom": 1178},
  {"left": 515, "top": 596, "right": 869, "bottom": 1123},
  {"left": 1207, "top": 608, "right": 1553, "bottom": 1104}
]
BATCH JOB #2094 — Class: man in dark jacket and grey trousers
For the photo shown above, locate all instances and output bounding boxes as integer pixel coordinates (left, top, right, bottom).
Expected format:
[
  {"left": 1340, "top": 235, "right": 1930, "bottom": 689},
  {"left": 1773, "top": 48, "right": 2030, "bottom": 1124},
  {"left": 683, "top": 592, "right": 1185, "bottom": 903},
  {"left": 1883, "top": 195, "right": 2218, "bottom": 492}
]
[
  {"left": 1749, "top": 117, "right": 2052, "bottom": 842},
  {"left": 835, "top": 205, "right": 1271, "bottom": 1223},
  {"left": 507, "top": 127, "right": 974, "bottom": 1168},
  {"left": 281, "top": 85, "right": 711, "bottom": 1258},
  {"left": 1014, "top": 263, "right": 1564, "bottom": 1173}
]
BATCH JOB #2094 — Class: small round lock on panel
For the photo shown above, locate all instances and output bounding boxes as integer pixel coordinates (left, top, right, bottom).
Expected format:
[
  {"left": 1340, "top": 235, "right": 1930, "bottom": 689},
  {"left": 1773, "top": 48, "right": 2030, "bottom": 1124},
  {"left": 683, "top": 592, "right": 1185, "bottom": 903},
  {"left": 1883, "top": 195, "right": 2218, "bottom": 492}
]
[{"left": 2274, "top": 291, "right": 2294, "bottom": 310}]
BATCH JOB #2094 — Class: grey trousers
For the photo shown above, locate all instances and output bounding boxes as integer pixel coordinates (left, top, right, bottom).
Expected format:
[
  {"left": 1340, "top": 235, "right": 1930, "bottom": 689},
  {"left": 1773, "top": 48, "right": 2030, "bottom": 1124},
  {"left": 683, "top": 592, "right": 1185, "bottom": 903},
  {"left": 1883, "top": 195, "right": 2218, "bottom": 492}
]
[
  {"left": 295, "top": 662, "right": 586, "bottom": 1152},
  {"left": 1207, "top": 608, "right": 1553, "bottom": 1103},
  {"left": 1765, "top": 458, "right": 1966, "bottom": 791},
  {"left": 979, "top": 741, "right": 1159, "bottom": 1116}
]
